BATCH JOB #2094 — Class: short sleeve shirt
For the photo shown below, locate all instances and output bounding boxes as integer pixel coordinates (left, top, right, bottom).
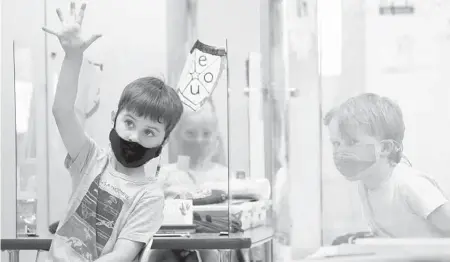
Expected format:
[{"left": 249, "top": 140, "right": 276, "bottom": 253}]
[
  {"left": 359, "top": 163, "right": 448, "bottom": 238},
  {"left": 47, "top": 138, "right": 164, "bottom": 262}
]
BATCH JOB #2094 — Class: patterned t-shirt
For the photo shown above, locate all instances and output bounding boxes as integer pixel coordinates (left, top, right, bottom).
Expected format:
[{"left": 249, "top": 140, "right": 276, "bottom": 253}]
[{"left": 47, "top": 138, "right": 164, "bottom": 262}]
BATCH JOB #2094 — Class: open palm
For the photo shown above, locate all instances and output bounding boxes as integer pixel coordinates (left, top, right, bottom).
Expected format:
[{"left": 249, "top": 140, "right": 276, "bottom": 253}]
[{"left": 42, "top": 2, "right": 101, "bottom": 55}]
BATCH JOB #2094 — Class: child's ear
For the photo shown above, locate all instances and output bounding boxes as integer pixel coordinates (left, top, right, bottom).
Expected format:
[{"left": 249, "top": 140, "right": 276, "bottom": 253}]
[
  {"left": 380, "top": 140, "right": 394, "bottom": 155},
  {"left": 111, "top": 110, "right": 116, "bottom": 126}
]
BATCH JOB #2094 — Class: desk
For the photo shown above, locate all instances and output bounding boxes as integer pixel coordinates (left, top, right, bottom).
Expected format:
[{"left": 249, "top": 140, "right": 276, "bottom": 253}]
[
  {"left": 1, "top": 226, "right": 274, "bottom": 260},
  {"left": 301, "top": 242, "right": 450, "bottom": 261},
  {"left": 153, "top": 226, "right": 273, "bottom": 250}
]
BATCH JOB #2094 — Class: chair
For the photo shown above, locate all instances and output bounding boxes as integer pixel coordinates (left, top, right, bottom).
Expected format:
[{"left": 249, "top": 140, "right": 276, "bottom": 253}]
[{"left": 139, "top": 238, "right": 154, "bottom": 262}]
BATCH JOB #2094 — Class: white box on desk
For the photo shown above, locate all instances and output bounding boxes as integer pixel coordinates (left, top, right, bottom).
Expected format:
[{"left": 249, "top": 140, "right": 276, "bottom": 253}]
[
  {"left": 193, "top": 200, "right": 271, "bottom": 230},
  {"left": 162, "top": 199, "right": 193, "bottom": 225}
]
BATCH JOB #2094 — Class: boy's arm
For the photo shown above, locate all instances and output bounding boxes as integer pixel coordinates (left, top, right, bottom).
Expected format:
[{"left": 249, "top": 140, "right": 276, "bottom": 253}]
[
  {"left": 97, "top": 193, "right": 165, "bottom": 261},
  {"left": 94, "top": 239, "right": 144, "bottom": 262},
  {"left": 43, "top": 3, "right": 101, "bottom": 159},
  {"left": 428, "top": 203, "right": 450, "bottom": 236},
  {"left": 53, "top": 55, "right": 88, "bottom": 158},
  {"left": 401, "top": 175, "right": 450, "bottom": 236}
]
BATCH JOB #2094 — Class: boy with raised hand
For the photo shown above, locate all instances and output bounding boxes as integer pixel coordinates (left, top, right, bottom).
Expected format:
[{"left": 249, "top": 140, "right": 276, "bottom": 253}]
[{"left": 43, "top": 2, "right": 183, "bottom": 261}]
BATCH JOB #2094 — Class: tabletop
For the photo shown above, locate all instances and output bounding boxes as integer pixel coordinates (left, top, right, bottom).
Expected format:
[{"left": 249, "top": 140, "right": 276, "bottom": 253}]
[{"left": 1, "top": 226, "right": 274, "bottom": 251}]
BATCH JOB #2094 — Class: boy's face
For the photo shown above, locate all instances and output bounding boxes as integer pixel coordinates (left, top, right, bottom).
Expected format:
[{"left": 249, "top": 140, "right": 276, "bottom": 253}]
[
  {"left": 328, "top": 119, "right": 380, "bottom": 152},
  {"left": 113, "top": 109, "right": 166, "bottom": 148},
  {"left": 179, "top": 102, "right": 218, "bottom": 144},
  {"left": 177, "top": 104, "right": 219, "bottom": 166},
  {"left": 328, "top": 119, "right": 388, "bottom": 181}
]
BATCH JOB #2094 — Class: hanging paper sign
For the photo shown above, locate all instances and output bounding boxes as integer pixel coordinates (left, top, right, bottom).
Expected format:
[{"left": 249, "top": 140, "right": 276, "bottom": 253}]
[{"left": 176, "top": 40, "right": 227, "bottom": 111}]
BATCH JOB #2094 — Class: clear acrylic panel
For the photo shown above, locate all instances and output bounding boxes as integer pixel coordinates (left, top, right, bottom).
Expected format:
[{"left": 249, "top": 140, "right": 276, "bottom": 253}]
[
  {"left": 268, "top": 0, "right": 293, "bottom": 261},
  {"left": 12, "top": 0, "right": 47, "bottom": 238},
  {"left": 14, "top": 45, "right": 38, "bottom": 237},
  {"left": 320, "top": 0, "right": 450, "bottom": 246},
  {"left": 163, "top": 1, "right": 275, "bottom": 261}
]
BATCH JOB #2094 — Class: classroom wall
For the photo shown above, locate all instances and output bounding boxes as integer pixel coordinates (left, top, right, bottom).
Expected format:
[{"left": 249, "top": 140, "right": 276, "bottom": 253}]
[{"left": 364, "top": 0, "right": 450, "bottom": 196}]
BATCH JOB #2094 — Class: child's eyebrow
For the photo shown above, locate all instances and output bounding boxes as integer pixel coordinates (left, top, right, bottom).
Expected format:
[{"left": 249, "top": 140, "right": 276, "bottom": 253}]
[
  {"left": 146, "top": 126, "right": 161, "bottom": 133},
  {"left": 124, "top": 113, "right": 136, "bottom": 120}
]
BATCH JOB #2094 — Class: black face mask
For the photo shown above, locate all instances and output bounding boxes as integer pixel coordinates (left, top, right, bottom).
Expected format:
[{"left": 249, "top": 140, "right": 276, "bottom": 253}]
[{"left": 109, "top": 128, "right": 162, "bottom": 168}]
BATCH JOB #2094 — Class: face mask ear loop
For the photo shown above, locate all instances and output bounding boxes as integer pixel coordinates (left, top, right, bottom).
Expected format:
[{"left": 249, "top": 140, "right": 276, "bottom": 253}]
[
  {"left": 154, "top": 136, "right": 169, "bottom": 178},
  {"left": 392, "top": 140, "right": 413, "bottom": 167},
  {"left": 113, "top": 108, "right": 120, "bottom": 129},
  {"left": 386, "top": 140, "right": 408, "bottom": 166},
  {"left": 155, "top": 154, "right": 162, "bottom": 177},
  {"left": 392, "top": 140, "right": 403, "bottom": 153}
]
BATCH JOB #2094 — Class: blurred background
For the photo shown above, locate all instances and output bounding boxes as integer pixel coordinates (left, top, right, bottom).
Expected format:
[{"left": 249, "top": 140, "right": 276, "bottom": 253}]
[{"left": 1, "top": 0, "right": 450, "bottom": 261}]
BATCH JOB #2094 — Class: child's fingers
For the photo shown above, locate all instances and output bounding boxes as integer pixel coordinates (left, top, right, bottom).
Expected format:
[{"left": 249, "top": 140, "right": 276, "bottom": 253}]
[
  {"left": 77, "top": 3, "right": 86, "bottom": 25},
  {"left": 56, "top": 8, "right": 64, "bottom": 23},
  {"left": 83, "top": 34, "right": 102, "bottom": 49},
  {"left": 42, "top": 27, "right": 59, "bottom": 37},
  {"left": 70, "top": 2, "right": 76, "bottom": 17}
]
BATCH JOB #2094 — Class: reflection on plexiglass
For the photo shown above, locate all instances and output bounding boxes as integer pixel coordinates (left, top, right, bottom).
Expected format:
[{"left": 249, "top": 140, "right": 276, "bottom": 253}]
[{"left": 14, "top": 47, "right": 38, "bottom": 236}]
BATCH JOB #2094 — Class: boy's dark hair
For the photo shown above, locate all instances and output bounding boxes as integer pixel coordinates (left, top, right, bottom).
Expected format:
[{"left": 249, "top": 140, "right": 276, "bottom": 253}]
[
  {"left": 324, "top": 93, "right": 405, "bottom": 163},
  {"left": 117, "top": 77, "right": 183, "bottom": 138}
]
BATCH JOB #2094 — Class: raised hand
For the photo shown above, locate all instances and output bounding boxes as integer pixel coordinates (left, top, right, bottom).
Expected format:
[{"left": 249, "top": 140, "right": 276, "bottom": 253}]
[{"left": 42, "top": 2, "right": 101, "bottom": 56}]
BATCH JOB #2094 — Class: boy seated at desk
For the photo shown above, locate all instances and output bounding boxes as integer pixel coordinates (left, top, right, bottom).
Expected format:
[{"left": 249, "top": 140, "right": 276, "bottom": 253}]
[{"left": 325, "top": 93, "right": 450, "bottom": 243}]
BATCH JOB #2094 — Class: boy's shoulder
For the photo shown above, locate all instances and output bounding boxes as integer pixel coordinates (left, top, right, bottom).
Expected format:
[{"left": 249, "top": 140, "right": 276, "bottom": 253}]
[
  {"left": 393, "top": 163, "right": 431, "bottom": 182},
  {"left": 139, "top": 177, "right": 165, "bottom": 201},
  {"left": 392, "top": 163, "right": 442, "bottom": 193},
  {"left": 393, "top": 163, "right": 421, "bottom": 179}
]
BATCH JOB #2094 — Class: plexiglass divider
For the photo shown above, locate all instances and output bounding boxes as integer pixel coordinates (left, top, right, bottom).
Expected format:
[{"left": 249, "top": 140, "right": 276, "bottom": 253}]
[
  {"left": 12, "top": 0, "right": 48, "bottom": 239},
  {"left": 3, "top": 0, "right": 279, "bottom": 261}
]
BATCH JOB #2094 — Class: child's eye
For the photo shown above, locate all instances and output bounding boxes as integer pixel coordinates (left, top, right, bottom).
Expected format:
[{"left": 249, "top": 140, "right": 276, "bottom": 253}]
[
  {"left": 124, "top": 119, "right": 134, "bottom": 128},
  {"left": 347, "top": 139, "right": 358, "bottom": 146},
  {"left": 203, "top": 131, "right": 212, "bottom": 139},
  {"left": 185, "top": 130, "right": 196, "bottom": 139},
  {"left": 144, "top": 129, "right": 155, "bottom": 137},
  {"left": 332, "top": 141, "right": 340, "bottom": 147}
]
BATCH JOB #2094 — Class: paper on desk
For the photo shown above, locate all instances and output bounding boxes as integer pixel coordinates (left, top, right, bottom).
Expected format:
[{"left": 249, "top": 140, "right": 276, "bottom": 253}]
[
  {"left": 306, "top": 245, "right": 377, "bottom": 259},
  {"left": 306, "top": 246, "right": 339, "bottom": 259},
  {"left": 162, "top": 199, "right": 193, "bottom": 225}
]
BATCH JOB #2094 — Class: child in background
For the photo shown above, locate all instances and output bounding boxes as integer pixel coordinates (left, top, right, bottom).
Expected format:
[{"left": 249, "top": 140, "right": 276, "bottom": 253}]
[
  {"left": 324, "top": 93, "right": 450, "bottom": 238},
  {"left": 42, "top": 2, "right": 183, "bottom": 261},
  {"left": 149, "top": 100, "right": 225, "bottom": 262},
  {"left": 161, "top": 99, "right": 228, "bottom": 198}
]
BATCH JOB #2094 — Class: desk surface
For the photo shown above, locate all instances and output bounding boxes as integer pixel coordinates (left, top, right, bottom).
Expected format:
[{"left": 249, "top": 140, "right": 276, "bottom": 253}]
[
  {"left": 302, "top": 244, "right": 450, "bottom": 261},
  {"left": 1, "top": 226, "right": 274, "bottom": 251}
]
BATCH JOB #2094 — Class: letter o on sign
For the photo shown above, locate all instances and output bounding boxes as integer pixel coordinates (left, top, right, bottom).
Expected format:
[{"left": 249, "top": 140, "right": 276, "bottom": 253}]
[{"left": 203, "top": 72, "right": 213, "bottom": 83}]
